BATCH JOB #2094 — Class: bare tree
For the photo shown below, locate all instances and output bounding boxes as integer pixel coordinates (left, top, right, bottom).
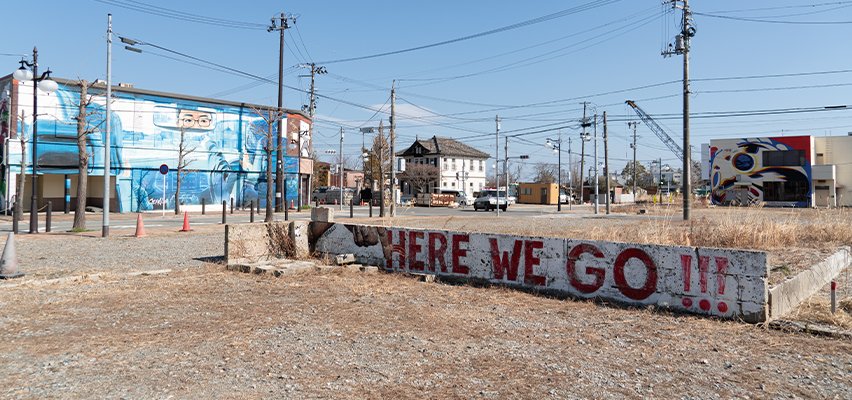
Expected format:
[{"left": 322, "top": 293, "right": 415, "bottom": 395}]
[
  {"left": 14, "top": 111, "right": 26, "bottom": 226},
  {"left": 363, "top": 121, "right": 391, "bottom": 216},
  {"left": 174, "top": 125, "right": 196, "bottom": 214},
  {"left": 532, "top": 162, "right": 557, "bottom": 184},
  {"left": 71, "top": 80, "right": 105, "bottom": 230},
  {"left": 398, "top": 163, "right": 438, "bottom": 195},
  {"left": 249, "top": 107, "right": 284, "bottom": 222}
]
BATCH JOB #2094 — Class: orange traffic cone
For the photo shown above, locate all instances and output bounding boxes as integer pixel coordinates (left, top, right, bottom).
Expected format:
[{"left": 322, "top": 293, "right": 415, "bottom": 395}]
[
  {"left": 179, "top": 211, "right": 192, "bottom": 232},
  {"left": 134, "top": 213, "right": 148, "bottom": 238},
  {"left": 289, "top": 199, "right": 296, "bottom": 210},
  {"left": 334, "top": 199, "right": 338, "bottom": 205}
]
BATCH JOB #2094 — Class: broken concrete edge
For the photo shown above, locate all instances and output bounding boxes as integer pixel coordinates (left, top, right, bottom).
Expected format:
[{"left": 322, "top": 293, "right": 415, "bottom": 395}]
[
  {"left": 225, "top": 221, "right": 310, "bottom": 265},
  {"left": 0, "top": 269, "right": 173, "bottom": 289},
  {"left": 767, "top": 246, "right": 851, "bottom": 320},
  {"left": 767, "top": 320, "right": 852, "bottom": 338}
]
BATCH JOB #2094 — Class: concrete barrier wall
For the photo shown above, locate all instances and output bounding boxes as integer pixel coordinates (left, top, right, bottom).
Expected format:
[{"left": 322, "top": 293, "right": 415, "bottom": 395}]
[
  {"left": 311, "top": 223, "right": 769, "bottom": 322},
  {"left": 768, "top": 246, "right": 851, "bottom": 319},
  {"left": 225, "top": 221, "right": 309, "bottom": 265}
]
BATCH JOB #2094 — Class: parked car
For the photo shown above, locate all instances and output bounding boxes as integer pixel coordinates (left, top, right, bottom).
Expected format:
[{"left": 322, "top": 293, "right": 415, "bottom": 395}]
[
  {"left": 440, "top": 189, "right": 473, "bottom": 206},
  {"left": 311, "top": 186, "right": 331, "bottom": 203},
  {"left": 473, "top": 189, "right": 508, "bottom": 211}
]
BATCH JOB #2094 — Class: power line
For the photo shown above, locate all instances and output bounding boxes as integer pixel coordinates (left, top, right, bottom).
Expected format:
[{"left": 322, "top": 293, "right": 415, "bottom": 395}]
[
  {"left": 93, "top": 0, "right": 267, "bottom": 29},
  {"left": 316, "top": 0, "right": 625, "bottom": 64}
]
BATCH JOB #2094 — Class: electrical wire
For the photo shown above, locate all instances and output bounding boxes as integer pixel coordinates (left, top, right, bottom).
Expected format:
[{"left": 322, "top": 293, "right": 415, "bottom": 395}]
[
  {"left": 92, "top": 0, "right": 267, "bottom": 29},
  {"left": 316, "top": 0, "right": 625, "bottom": 64}
]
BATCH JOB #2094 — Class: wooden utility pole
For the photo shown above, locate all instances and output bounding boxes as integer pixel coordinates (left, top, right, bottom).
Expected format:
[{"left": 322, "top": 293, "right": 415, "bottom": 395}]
[
  {"left": 604, "top": 112, "right": 610, "bottom": 215},
  {"left": 390, "top": 82, "right": 396, "bottom": 217},
  {"left": 628, "top": 121, "right": 640, "bottom": 197}
]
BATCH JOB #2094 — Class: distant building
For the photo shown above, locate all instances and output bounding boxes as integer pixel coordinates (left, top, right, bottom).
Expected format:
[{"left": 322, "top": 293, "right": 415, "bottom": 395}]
[
  {"left": 704, "top": 135, "right": 852, "bottom": 207},
  {"left": 1, "top": 76, "right": 312, "bottom": 212},
  {"left": 315, "top": 162, "right": 364, "bottom": 188},
  {"left": 396, "top": 136, "right": 490, "bottom": 197}
]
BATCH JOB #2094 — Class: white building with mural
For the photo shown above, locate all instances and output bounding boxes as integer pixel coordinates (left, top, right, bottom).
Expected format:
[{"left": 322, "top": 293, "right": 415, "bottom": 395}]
[
  {"left": 704, "top": 135, "right": 852, "bottom": 207},
  {"left": 0, "top": 76, "right": 312, "bottom": 212},
  {"left": 396, "top": 136, "right": 490, "bottom": 197}
]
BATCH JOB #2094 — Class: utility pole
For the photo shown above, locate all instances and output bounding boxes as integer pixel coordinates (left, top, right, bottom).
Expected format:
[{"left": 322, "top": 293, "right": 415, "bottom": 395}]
[
  {"left": 269, "top": 14, "right": 294, "bottom": 212},
  {"left": 593, "top": 114, "right": 599, "bottom": 215},
  {"left": 103, "top": 14, "right": 112, "bottom": 237},
  {"left": 378, "top": 121, "right": 385, "bottom": 218},
  {"left": 628, "top": 121, "right": 640, "bottom": 197},
  {"left": 568, "top": 137, "right": 572, "bottom": 211},
  {"left": 390, "top": 81, "right": 396, "bottom": 217},
  {"left": 298, "top": 63, "right": 327, "bottom": 211},
  {"left": 339, "top": 127, "right": 344, "bottom": 210},
  {"left": 579, "top": 103, "right": 588, "bottom": 204},
  {"left": 495, "top": 115, "right": 500, "bottom": 217},
  {"left": 604, "top": 112, "right": 610, "bottom": 215},
  {"left": 663, "top": 0, "right": 694, "bottom": 220}
]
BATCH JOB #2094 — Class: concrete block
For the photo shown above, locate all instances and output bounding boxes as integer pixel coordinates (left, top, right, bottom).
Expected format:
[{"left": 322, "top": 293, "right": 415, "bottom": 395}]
[
  {"left": 345, "top": 264, "right": 362, "bottom": 272},
  {"left": 333, "top": 254, "right": 356, "bottom": 266},
  {"left": 363, "top": 266, "right": 378, "bottom": 274},
  {"left": 315, "top": 265, "right": 337, "bottom": 273},
  {"left": 311, "top": 207, "right": 334, "bottom": 222},
  {"left": 253, "top": 265, "right": 276, "bottom": 275},
  {"left": 289, "top": 221, "right": 310, "bottom": 258}
]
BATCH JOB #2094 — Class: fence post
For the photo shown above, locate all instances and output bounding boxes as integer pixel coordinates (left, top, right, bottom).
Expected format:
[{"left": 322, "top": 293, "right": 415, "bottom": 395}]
[
  {"left": 222, "top": 200, "right": 227, "bottom": 224},
  {"left": 350, "top": 198, "right": 354, "bottom": 218},
  {"left": 12, "top": 201, "right": 18, "bottom": 234},
  {"left": 201, "top": 198, "right": 206, "bottom": 215},
  {"left": 230, "top": 197, "right": 234, "bottom": 214},
  {"left": 250, "top": 200, "right": 255, "bottom": 223},
  {"left": 46, "top": 201, "right": 52, "bottom": 233}
]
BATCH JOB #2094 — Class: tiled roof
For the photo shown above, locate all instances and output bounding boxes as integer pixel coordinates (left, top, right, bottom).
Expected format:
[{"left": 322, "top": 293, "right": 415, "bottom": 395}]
[{"left": 397, "top": 136, "right": 490, "bottom": 158}]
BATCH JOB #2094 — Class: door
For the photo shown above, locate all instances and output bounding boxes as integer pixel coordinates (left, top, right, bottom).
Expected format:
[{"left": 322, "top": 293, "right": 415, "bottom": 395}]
[{"left": 541, "top": 188, "right": 548, "bottom": 204}]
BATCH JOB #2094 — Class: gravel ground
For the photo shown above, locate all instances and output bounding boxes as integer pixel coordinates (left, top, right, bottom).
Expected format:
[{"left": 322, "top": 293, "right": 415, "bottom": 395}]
[{"left": 0, "top": 227, "right": 851, "bottom": 399}]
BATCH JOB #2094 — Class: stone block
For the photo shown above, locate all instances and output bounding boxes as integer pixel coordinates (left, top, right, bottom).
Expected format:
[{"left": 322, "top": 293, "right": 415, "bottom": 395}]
[
  {"left": 289, "top": 221, "right": 310, "bottom": 258},
  {"left": 311, "top": 207, "right": 334, "bottom": 222},
  {"left": 333, "top": 254, "right": 356, "bottom": 266},
  {"left": 253, "top": 265, "right": 276, "bottom": 275},
  {"left": 363, "top": 266, "right": 378, "bottom": 274}
]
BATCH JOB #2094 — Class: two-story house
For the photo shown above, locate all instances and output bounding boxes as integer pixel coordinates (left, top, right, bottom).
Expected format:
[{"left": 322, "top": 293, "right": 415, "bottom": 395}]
[{"left": 396, "top": 136, "right": 490, "bottom": 198}]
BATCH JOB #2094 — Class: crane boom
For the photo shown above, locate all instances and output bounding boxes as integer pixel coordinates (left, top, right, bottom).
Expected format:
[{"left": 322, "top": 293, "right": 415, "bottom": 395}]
[{"left": 625, "top": 100, "right": 684, "bottom": 162}]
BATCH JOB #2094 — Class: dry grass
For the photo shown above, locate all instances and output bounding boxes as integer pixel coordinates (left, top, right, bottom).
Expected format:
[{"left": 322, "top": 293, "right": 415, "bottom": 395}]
[{"left": 791, "top": 296, "right": 852, "bottom": 330}]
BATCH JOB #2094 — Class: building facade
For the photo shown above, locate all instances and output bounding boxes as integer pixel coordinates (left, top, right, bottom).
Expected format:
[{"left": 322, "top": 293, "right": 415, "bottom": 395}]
[
  {"left": 705, "top": 135, "right": 852, "bottom": 207},
  {"left": 396, "top": 136, "right": 490, "bottom": 197},
  {"left": 0, "top": 76, "right": 312, "bottom": 212}
]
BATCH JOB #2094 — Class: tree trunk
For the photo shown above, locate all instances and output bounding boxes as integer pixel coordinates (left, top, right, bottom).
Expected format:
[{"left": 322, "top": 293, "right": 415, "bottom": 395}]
[
  {"left": 72, "top": 83, "right": 92, "bottom": 231},
  {"left": 265, "top": 149, "right": 274, "bottom": 222},
  {"left": 15, "top": 136, "right": 26, "bottom": 225},
  {"left": 174, "top": 180, "right": 181, "bottom": 215}
]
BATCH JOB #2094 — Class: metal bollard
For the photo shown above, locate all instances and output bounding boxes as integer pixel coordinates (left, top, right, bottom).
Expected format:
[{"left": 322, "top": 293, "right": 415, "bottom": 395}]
[
  {"left": 222, "top": 200, "right": 227, "bottom": 224},
  {"left": 250, "top": 200, "right": 255, "bottom": 223},
  {"left": 369, "top": 200, "right": 373, "bottom": 218},
  {"left": 230, "top": 197, "right": 234, "bottom": 214},
  {"left": 831, "top": 281, "right": 837, "bottom": 314},
  {"left": 201, "top": 198, "right": 206, "bottom": 215},
  {"left": 350, "top": 199, "right": 354, "bottom": 218},
  {"left": 46, "top": 201, "right": 52, "bottom": 233},
  {"left": 12, "top": 201, "right": 18, "bottom": 234}
]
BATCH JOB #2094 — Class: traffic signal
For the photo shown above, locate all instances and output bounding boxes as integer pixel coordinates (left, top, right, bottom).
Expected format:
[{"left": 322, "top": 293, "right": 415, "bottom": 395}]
[{"left": 520, "top": 155, "right": 529, "bottom": 159}]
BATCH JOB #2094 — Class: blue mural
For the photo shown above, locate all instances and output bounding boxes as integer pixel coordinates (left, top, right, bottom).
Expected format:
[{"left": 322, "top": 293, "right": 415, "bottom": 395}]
[{"left": 12, "top": 82, "right": 308, "bottom": 212}]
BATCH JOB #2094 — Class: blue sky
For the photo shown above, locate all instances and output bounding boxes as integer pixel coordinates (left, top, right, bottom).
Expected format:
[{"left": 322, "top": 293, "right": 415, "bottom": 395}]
[{"left": 5, "top": 0, "right": 852, "bottom": 178}]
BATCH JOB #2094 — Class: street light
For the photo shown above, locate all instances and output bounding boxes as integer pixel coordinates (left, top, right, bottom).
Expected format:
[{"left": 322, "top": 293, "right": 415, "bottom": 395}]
[
  {"left": 14, "top": 47, "right": 58, "bottom": 234},
  {"left": 545, "top": 137, "right": 564, "bottom": 212}
]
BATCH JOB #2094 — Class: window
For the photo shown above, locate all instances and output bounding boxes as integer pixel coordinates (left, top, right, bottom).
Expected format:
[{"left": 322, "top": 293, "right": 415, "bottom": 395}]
[
  {"left": 452, "top": 181, "right": 456, "bottom": 188},
  {"left": 763, "top": 181, "right": 809, "bottom": 202},
  {"left": 469, "top": 160, "right": 474, "bottom": 171},
  {"left": 763, "top": 150, "right": 806, "bottom": 167},
  {"left": 479, "top": 160, "right": 483, "bottom": 171},
  {"left": 442, "top": 181, "right": 447, "bottom": 187},
  {"left": 479, "top": 182, "right": 483, "bottom": 190},
  {"left": 452, "top": 158, "right": 457, "bottom": 170},
  {"left": 443, "top": 158, "right": 448, "bottom": 170},
  {"left": 520, "top": 187, "right": 533, "bottom": 195}
]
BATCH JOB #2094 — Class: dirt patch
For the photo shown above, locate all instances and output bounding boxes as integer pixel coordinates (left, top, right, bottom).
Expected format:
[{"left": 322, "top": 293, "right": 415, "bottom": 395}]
[{"left": 1, "top": 266, "right": 851, "bottom": 398}]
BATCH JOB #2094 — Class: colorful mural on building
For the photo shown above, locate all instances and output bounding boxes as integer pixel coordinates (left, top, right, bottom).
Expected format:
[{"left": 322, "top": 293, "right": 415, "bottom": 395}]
[
  {"left": 5, "top": 78, "right": 310, "bottom": 212},
  {"left": 709, "top": 136, "right": 813, "bottom": 207}
]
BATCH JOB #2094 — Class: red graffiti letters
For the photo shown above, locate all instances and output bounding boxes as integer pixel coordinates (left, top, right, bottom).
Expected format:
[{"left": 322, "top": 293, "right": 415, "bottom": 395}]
[
  {"left": 567, "top": 243, "right": 606, "bottom": 294},
  {"left": 429, "top": 232, "right": 448, "bottom": 272},
  {"left": 408, "top": 231, "right": 425, "bottom": 271},
  {"left": 680, "top": 254, "right": 729, "bottom": 295},
  {"left": 524, "top": 240, "right": 546, "bottom": 286},
  {"left": 612, "top": 248, "right": 657, "bottom": 300},
  {"left": 451, "top": 234, "right": 470, "bottom": 275},
  {"left": 491, "top": 239, "right": 523, "bottom": 281},
  {"left": 386, "top": 230, "right": 406, "bottom": 270}
]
